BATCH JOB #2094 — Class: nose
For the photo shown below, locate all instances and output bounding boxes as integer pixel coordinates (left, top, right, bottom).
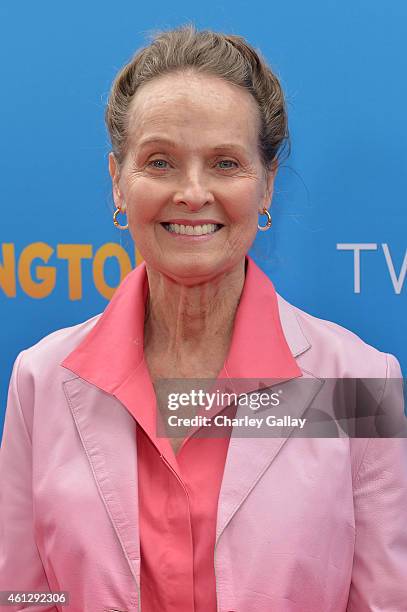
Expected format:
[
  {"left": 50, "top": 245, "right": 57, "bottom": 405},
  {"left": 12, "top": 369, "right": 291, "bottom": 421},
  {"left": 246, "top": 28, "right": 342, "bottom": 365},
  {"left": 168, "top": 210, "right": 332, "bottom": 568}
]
[{"left": 173, "top": 168, "right": 215, "bottom": 211}]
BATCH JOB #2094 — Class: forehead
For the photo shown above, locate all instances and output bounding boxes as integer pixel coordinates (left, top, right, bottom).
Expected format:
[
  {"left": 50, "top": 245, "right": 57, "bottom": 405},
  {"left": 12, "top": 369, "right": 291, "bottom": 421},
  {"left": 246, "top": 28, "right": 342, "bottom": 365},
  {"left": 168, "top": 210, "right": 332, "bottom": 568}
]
[{"left": 126, "top": 72, "right": 261, "bottom": 153}]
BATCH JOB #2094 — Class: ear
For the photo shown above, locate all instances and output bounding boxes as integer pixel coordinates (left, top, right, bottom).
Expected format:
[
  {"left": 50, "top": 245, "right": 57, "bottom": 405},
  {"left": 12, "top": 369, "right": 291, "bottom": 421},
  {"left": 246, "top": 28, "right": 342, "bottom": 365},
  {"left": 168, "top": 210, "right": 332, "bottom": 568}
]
[
  {"left": 260, "top": 159, "right": 278, "bottom": 213},
  {"left": 108, "top": 152, "right": 126, "bottom": 212}
]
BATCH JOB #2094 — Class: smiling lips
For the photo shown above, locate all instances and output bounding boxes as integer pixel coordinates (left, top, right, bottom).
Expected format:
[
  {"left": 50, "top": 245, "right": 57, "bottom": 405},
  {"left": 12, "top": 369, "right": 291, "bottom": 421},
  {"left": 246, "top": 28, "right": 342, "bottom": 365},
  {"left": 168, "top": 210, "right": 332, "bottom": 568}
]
[{"left": 161, "top": 220, "right": 224, "bottom": 236}]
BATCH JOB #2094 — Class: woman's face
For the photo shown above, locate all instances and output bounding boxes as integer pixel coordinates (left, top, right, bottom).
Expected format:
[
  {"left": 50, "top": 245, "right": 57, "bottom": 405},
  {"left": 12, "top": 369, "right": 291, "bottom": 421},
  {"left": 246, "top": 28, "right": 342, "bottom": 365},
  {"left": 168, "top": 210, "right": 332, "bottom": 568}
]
[{"left": 109, "top": 70, "right": 276, "bottom": 283}]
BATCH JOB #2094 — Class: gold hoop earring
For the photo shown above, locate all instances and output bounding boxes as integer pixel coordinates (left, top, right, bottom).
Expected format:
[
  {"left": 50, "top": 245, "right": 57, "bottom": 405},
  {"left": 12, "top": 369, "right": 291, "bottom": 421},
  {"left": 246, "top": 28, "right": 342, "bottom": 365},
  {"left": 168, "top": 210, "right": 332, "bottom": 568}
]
[
  {"left": 257, "top": 207, "right": 272, "bottom": 231},
  {"left": 113, "top": 206, "right": 128, "bottom": 230}
]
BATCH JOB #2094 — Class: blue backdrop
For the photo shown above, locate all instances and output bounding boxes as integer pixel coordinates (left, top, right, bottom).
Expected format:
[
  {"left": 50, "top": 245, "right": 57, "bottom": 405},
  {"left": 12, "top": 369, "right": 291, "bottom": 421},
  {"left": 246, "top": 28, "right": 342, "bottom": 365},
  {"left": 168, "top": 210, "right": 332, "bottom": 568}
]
[{"left": 1, "top": 0, "right": 406, "bottom": 434}]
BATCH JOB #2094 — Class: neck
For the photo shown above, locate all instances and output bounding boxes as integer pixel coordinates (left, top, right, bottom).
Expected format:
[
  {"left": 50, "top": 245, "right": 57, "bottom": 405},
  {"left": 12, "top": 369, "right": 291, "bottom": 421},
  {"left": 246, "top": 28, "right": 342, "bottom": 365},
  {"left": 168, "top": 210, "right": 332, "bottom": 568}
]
[{"left": 143, "top": 258, "right": 246, "bottom": 357}]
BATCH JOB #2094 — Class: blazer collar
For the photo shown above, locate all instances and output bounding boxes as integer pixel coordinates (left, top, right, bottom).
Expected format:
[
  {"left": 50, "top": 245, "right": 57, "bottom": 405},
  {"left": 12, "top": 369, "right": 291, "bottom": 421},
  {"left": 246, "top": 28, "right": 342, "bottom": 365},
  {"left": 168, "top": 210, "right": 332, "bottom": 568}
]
[
  {"left": 276, "top": 292, "right": 311, "bottom": 359},
  {"left": 60, "top": 255, "right": 309, "bottom": 387}
]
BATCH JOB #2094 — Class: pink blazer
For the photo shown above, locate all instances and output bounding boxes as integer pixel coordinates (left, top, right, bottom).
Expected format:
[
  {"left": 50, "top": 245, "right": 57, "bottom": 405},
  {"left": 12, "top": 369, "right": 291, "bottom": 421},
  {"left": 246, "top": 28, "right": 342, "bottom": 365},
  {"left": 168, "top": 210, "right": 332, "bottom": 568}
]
[{"left": 1, "top": 257, "right": 406, "bottom": 612}]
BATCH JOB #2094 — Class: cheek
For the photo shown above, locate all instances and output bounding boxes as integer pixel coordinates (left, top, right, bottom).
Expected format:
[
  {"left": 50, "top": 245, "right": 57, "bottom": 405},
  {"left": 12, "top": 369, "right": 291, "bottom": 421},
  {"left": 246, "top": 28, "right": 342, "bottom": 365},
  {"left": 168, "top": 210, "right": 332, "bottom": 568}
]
[
  {"left": 226, "top": 202, "right": 259, "bottom": 248},
  {"left": 226, "top": 189, "right": 260, "bottom": 225},
  {"left": 125, "top": 177, "right": 166, "bottom": 221},
  {"left": 127, "top": 197, "right": 160, "bottom": 227},
  {"left": 228, "top": 203, "right": 257, "bottom": 229}
]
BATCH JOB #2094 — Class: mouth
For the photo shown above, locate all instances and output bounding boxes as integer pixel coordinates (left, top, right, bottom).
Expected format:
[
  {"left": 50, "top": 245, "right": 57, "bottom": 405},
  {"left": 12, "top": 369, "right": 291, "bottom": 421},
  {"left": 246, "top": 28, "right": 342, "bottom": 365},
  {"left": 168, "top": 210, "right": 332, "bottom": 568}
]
[{"left": 160, "top": 222, "right": 224, "bottom": 236}]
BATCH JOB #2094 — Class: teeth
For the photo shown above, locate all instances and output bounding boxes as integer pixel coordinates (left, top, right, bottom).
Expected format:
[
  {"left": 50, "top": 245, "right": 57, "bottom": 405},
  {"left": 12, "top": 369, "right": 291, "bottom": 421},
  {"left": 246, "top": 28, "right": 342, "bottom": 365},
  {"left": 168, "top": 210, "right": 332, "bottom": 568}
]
[{"left": 165, "top": 223, "right": 220, "bottom": 235}]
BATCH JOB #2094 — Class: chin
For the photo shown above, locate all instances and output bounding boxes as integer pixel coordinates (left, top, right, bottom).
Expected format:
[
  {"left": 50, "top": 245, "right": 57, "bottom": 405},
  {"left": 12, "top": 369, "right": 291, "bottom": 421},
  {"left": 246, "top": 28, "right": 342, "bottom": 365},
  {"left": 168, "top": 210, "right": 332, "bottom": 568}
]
[{"left": 158, "top": 253, "right": 229, "bottom": 284}]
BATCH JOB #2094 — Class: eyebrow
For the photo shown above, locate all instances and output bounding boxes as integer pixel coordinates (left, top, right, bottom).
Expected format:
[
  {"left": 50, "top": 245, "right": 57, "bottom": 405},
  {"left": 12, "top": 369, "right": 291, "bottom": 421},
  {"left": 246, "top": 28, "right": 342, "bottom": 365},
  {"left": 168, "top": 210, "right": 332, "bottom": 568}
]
[{"left": 136, "top": 136, "right": 249, "bottom": 156}]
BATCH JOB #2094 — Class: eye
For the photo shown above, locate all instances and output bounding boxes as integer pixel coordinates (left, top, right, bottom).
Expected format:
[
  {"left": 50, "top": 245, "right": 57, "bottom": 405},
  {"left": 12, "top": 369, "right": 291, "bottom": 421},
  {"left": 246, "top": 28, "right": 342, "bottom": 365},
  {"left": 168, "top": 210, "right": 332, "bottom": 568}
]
[
  {"left": 148, "top": 159, "right": 170, "bottom": 170},
  {"left": 216, "top": 159, "right": 239, "bottom": 170}
]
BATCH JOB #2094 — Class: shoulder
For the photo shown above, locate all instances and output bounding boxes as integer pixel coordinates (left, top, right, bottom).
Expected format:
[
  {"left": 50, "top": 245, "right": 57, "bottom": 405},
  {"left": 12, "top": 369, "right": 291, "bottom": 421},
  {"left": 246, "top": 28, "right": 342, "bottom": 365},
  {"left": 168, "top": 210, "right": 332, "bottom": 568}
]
[
  {"left": 16, "top": 313, "right": 102, "bottom": 378},
  {"left": 6, "top": 314, "right": 103, "bottom": 430},
  {"left": 276, "top": 293, "right": 402, "bottom": 379}
]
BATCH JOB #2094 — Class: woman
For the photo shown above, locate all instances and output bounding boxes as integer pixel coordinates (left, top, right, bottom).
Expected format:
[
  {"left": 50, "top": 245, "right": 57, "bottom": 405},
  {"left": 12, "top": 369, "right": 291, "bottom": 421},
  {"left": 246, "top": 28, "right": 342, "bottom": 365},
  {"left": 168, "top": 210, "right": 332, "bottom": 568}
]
[{"left": 1, "top": 24, "right": 406, "bottom": 612}]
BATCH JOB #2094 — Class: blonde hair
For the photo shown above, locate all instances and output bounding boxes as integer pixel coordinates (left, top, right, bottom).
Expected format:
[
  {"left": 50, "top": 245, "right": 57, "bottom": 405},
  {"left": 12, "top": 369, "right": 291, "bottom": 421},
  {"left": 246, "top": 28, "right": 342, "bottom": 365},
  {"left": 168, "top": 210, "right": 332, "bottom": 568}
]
[{"left": 105, "top": 23, "right": 289, "bottom": 172}]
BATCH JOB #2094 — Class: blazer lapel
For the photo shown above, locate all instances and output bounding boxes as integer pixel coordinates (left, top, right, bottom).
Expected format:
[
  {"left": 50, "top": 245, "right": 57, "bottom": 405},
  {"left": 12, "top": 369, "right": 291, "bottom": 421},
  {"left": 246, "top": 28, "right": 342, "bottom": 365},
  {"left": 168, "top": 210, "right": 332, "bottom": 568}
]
[
  {"left": 62, "top": 375, "right": 141, "bottom": 586},
  {"left": 215, "top": 374, "right": 324, "bottom": 543},
  {"left": 216, "top": 292, "right": 322, "bottom": 543}
]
